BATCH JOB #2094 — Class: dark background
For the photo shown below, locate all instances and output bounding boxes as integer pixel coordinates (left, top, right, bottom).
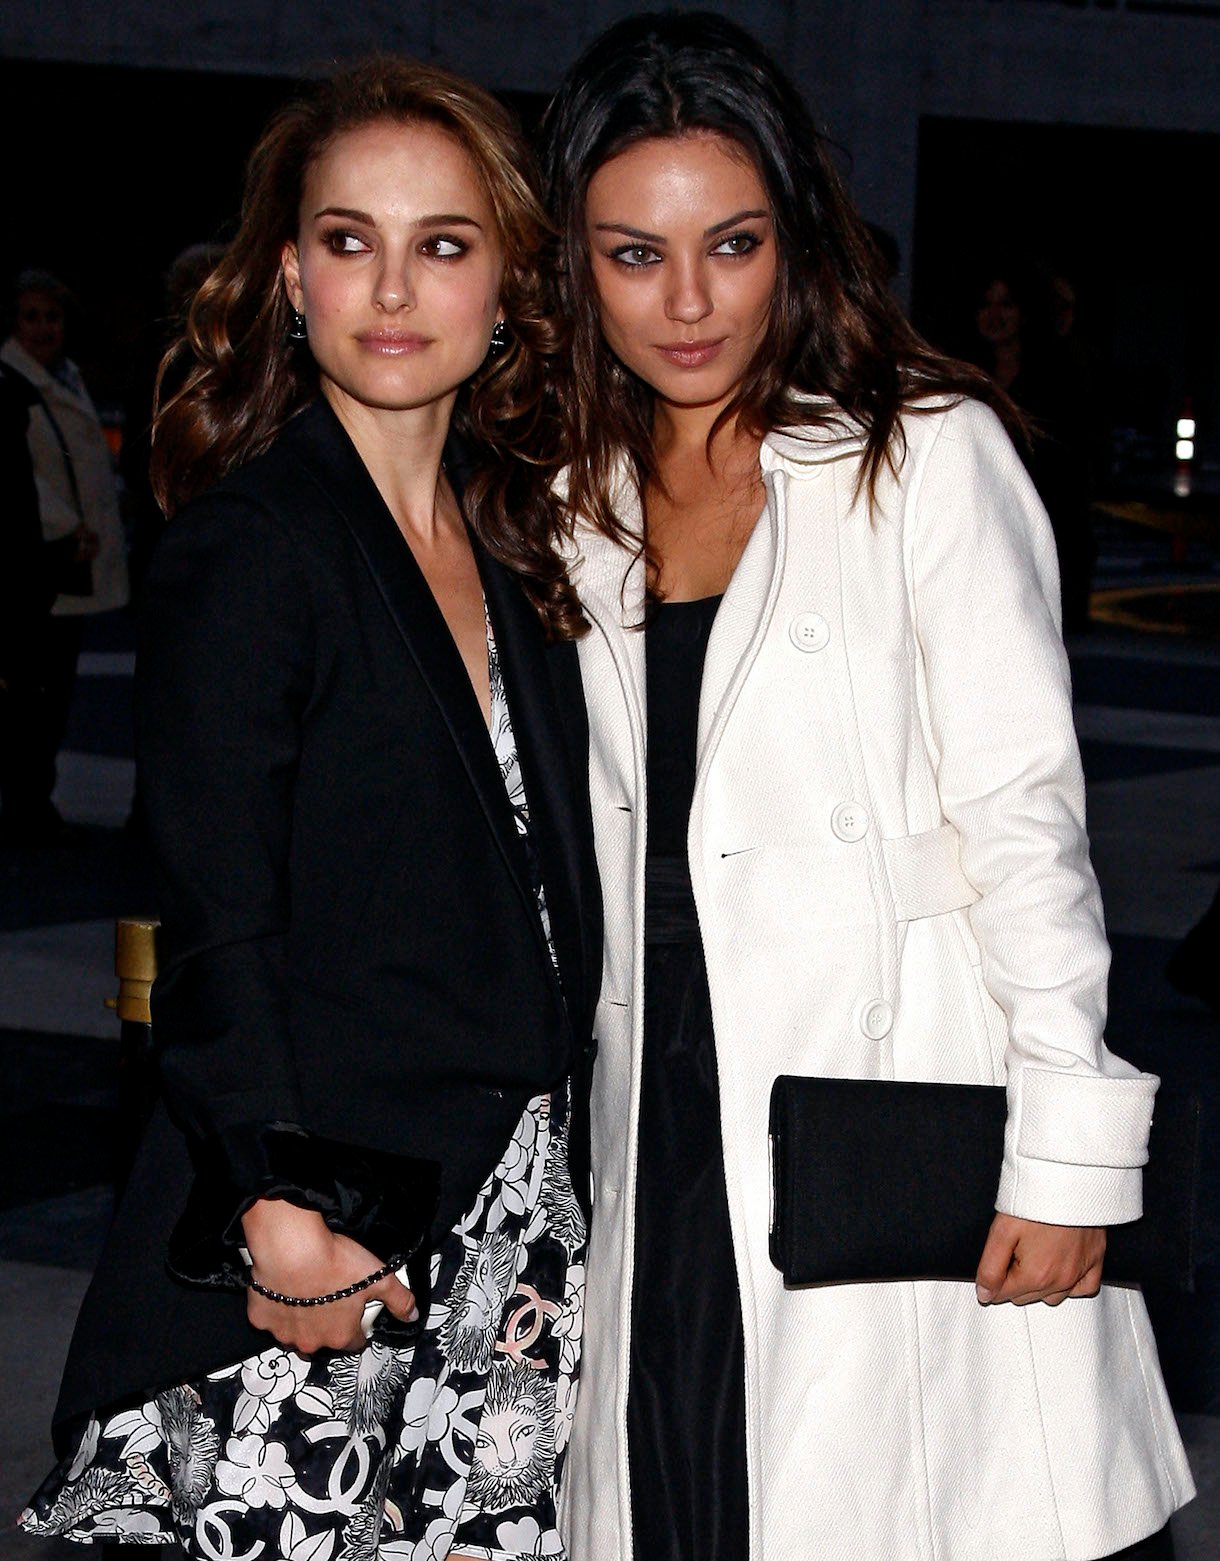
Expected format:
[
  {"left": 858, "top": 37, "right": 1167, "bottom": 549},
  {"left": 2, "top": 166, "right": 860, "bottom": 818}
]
[
  {"left": 914, "top": 115, "right": 1220, "bottom": 491},
  {"left": 3, "top": 55, "right": 1219, "bottom": 498}
]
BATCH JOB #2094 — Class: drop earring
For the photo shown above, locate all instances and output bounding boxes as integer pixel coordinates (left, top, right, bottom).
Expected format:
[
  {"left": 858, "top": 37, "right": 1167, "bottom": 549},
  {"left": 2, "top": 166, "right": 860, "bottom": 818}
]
[
  {"left": 488, "top": 320, "right": 510, "bottom": 356},
  {"left": 287, "top": 308, "right": 308, "bottom": 342}
]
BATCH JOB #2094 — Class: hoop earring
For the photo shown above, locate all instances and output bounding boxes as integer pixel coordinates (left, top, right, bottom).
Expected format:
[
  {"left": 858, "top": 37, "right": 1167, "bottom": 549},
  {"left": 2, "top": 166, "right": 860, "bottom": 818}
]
[
  {"left": 287, "top": 308, "right": 308, "bottom": 342},
  {"left": 488, "top": 320, "right": 510, "bottom": 356}
]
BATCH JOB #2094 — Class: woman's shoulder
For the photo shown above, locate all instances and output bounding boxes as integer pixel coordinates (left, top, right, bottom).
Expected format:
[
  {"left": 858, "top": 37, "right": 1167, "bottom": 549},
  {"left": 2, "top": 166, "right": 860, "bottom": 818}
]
[
  {"left": 197, "top": 404, "right": 323, "bottom": 506},
  {"left": 0, "top": 338, "right": 46, "bottom": 388},
  {"left": 169, "top": 402, "right": 344, "bottom": 546},
  {"left": 897, "top": 396, "right": 1029, "bottom": 498},
  {"left": 771, "top": 394, "right": 1007, "bottom": 453}
]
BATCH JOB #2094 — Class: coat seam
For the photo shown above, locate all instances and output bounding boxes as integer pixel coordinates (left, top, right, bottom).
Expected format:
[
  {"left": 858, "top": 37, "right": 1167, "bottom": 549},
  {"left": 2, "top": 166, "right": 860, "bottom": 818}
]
[
  {"left": 1124, "top": 1286, "right": 1182, "bottom": 1503},
  {"left": 1024, "top": 1307, "right": 1068, "bottom": 1557},
  {"left": 908, "top": 1287, "right": 939, "bottom": 1561}
]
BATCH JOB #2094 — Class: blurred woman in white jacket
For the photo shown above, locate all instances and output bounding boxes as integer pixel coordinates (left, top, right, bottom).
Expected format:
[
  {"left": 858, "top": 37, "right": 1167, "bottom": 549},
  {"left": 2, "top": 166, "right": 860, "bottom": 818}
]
[
  {"left": 1, "top": 269, "right": 129, "bottom": 838},
  {"left": 539, "top": 12, "right": 1193, "bottom": 1560}
]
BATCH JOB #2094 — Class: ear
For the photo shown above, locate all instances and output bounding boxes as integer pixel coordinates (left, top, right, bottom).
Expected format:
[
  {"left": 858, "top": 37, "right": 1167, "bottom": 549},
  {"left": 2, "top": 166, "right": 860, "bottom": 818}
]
[{"left": 281, "top": 241, "right": 304, "bottom": 313}]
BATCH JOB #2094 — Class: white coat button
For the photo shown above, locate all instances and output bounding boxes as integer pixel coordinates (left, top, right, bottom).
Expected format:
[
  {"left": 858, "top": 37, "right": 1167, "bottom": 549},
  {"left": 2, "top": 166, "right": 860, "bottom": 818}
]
[
  {"left": 830, "top": 801, "right": 869, "bottom": 842},
  {"left": 860, "top": 1000, "right": 894, "bottom": 1039},
  {"left": 789, "top": 612, "right": 830, "bottom": 652}
]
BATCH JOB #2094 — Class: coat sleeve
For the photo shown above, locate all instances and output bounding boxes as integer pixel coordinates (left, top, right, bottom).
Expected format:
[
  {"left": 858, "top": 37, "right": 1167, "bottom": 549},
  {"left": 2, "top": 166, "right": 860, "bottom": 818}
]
[
  {"left": 136, "top": 489, "right": 321, "bottom": 1270},
  {"left": 906, "top": 398, "right": 1156, "bottom": 1227}
]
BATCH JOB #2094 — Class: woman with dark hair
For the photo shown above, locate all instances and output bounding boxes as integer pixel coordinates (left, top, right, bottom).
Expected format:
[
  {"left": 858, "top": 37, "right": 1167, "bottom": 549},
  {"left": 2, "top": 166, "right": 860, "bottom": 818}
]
[
  {"left": 962, "top": 264, "right": 1099, "bottom": 633},
  {"left": 19, "top": 54, "right": 598, "bottom": 1561},
  {"left": 540, "top": 12, "right": 1190, "bottom": 1559}
]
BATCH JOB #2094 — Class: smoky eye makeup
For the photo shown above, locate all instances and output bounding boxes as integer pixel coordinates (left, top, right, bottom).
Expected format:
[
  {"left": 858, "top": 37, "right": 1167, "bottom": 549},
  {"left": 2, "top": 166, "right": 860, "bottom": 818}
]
[
  {"left": 420, "top": 234, "right": 470, "bottom": 259},
  {"left": 606, "top": 242, "right": 662, "bottom": 267},
  {"left": 712, "top": 229, "right": 766, "bottom": 256},
  {"left": 320, "top": 227, "right": 370, "bottom": 255}
]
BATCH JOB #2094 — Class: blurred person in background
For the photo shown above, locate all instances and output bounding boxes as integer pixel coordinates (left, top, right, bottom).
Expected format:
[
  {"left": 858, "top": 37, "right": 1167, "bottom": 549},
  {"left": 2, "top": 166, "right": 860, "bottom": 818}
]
[
  {"left": 962, "top": 264, "right": 1097, "bottom": 633},
  {"left": 0, "top": 359, "right": 57, "bottom": 840},
  {"left": 1, "top": 269, "right": 130, "bottom": 841}
]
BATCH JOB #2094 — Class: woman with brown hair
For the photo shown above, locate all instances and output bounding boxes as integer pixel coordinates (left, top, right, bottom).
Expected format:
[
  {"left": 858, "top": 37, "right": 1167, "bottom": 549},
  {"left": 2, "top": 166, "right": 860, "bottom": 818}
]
[
  {"left": 20, "top": 54, "right": 599, "bottom": 1561},
  {"left": 540, "top": 11, "right": 1190, "bottom": 1560}
]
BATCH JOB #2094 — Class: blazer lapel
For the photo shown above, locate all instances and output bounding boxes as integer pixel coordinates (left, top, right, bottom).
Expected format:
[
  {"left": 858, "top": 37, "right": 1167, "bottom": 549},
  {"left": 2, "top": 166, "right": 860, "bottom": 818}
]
[
  {"left": 480, "top": 554, "right": 594, "bottom": 1020},
  {"left": 291, "top": 402, "right": 541, "bottom": 932}
]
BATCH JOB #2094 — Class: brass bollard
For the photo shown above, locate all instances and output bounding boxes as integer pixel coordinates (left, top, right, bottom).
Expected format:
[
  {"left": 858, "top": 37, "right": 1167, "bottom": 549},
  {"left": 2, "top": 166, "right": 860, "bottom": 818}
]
[
  {"left": 104, "top": 917, "right": 160, "bottom": 1194},
  {"left": 104, "top": 917, "right": 159, "bottom": 1024}
]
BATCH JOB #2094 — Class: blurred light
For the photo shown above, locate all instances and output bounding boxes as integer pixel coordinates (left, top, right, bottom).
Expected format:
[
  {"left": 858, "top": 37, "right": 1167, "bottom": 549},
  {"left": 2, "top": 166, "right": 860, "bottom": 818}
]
[
  {"left": 1177, "top": 418, "right": 1196, "bottom": 439},
  {"left": 1176, "top": 439, "right": 1194, "bottom": 461},
  {"left": 1174, "top": 470, "right": 1192, "bottom": 498}
]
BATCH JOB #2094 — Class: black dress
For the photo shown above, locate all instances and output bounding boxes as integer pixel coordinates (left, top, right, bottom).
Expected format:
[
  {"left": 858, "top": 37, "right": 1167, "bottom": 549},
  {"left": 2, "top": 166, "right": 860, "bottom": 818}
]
[{"left": 628, "top": 594, "right": 749, "bottom": 1561}]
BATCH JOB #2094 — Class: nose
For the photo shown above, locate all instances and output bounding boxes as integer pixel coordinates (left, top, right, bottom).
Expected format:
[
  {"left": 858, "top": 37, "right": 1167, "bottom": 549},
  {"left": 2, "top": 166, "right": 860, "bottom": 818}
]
[
  {"left": 374, "top": 253, "right": 416, "bottom": 313},
  {"left": 665, "top": 259, "right": 713, "bottom": 326}
]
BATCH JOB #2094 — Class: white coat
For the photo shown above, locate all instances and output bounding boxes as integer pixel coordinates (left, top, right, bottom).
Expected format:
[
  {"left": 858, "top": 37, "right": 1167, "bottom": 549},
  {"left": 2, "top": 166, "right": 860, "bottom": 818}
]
[
  {"left": 562, "top": 398, "right": 1194, "bottom": 1561},
  {"left": 1, "top": 337, "right": 130, "bottom": 616}
]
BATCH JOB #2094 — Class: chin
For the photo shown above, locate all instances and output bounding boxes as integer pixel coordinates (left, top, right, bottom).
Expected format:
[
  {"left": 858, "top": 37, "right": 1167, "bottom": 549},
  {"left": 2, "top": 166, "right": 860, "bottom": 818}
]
[
  {"left": 653, "top": 377, "right": 743, "bottom": 412},
  {"left": 623, "top": 351, "right": 756, "bottom": 412}
]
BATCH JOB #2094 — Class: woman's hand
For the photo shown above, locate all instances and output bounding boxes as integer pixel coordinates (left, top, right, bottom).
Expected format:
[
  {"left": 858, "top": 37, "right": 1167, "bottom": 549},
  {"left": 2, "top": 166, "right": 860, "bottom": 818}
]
[
  {"left": 975, "top": 1213, "right": 1105, "bottom": 1306},
  {"left": 241, "top": 1198, "right": 417, "bottom": 1353}
]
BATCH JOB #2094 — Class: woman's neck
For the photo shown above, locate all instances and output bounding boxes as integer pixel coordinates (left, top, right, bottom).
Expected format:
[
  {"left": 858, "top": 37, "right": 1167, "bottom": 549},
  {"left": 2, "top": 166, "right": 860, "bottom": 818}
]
[
  {"left": 646, "top": 403, "right": 766, "bottom": 601},
  {"left": 652, "top": 400, "right": 763, "bottom": 500},
  {"left": 323, "top": 382, "right": 457, "bottom": 544}
]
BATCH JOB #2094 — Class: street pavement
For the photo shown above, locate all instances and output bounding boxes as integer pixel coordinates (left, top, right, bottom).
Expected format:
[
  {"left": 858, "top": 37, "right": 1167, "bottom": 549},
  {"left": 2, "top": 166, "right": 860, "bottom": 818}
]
[{"left": 2, "top": 515, "right": 1218, "bottom": 1558}]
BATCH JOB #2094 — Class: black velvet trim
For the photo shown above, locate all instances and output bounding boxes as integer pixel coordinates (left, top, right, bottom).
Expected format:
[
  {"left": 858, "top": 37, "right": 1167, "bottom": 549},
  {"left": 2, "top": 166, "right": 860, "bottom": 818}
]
[{"left": 166, "top": 1122, "right": 442, "bottom": 1310}]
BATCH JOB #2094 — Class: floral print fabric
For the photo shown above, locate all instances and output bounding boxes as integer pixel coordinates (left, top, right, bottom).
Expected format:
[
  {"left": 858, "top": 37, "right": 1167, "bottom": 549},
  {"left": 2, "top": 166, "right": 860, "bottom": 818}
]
[{"left": 22, "top": 613, "right": 586, "bottom": 1560}]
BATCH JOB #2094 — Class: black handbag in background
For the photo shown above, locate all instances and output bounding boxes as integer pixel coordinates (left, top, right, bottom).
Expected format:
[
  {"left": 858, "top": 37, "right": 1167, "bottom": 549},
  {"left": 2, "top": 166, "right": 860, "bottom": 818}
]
[{"left": 768, "top": 1075, "right": 1203, "bottom": 1291}]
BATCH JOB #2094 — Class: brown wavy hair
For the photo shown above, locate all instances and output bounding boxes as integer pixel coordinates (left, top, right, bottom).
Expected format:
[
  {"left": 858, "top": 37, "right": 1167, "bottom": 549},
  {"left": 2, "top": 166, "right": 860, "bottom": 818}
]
[
  {"left": 539, "top": 11, "right": 1023, "bottom": 569},
  {"left": 151, "top": 54, "right": 580, "bottom": 637}
]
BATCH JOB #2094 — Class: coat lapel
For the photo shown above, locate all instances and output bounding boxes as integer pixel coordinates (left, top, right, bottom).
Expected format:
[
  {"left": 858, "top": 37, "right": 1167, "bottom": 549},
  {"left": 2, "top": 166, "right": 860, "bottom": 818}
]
[
  {"left": 289, "top": 402, "right": 542, "bottom": 940},
  {"left": 695, "top": 470, "right": 785, "bottom": 765},
  {"left": 567, "top": 434, "right": 853, "bottom": 796}
]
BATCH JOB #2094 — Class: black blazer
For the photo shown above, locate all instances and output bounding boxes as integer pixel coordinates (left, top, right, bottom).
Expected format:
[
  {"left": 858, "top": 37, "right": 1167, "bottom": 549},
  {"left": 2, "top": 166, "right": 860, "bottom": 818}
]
[{"left": 52, "top": 399, "right": 601, "bottom": 1444}]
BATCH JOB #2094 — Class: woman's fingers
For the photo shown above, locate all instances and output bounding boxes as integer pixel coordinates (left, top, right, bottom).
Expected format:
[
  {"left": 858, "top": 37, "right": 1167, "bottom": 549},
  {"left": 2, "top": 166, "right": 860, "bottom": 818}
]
[
  {"left": 975, "top": 1213, "right": 1106, "bottom": 1306},
  {"left": 974, "top": 1215, "right": 1019, "bottom": 1303},
  {"left": 245, "top": 1289, "right": 375, "bottom": 1354},
  {"left": 371, "top": 1272, "right": 418, "bottom": 1323}
]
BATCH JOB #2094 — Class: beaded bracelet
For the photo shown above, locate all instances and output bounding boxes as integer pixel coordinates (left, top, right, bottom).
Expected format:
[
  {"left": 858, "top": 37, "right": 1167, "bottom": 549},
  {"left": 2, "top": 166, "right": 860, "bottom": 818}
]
[{"left": 247, "top": 1256, "right": 404, "bottom": 1308}]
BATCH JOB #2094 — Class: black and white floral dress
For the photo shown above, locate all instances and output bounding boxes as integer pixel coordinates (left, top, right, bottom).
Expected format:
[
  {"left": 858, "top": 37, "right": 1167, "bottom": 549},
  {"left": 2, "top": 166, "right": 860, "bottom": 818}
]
[{"left": 22, "top": 612, "right": 587, "bottom": 1561}]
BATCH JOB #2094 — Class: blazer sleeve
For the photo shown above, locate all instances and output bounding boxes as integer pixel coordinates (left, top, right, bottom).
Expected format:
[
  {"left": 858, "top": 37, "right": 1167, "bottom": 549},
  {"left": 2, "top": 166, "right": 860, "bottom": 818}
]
[
  {"left": 906, "top": 398, "right": 1157, "bottom": 1228},
  {"left": 136, "top": 489, "right": 320, "bottom": 1259}
]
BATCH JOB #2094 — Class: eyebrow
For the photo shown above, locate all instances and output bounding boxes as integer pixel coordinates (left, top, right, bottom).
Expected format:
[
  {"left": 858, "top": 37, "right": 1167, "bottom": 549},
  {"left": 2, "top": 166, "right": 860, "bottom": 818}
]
[
  {"left": 312, "top": 205, "right": 484, "bottom": 230},
  {"left": 593, "top": 208, "right": 770, "bottom": 242}
]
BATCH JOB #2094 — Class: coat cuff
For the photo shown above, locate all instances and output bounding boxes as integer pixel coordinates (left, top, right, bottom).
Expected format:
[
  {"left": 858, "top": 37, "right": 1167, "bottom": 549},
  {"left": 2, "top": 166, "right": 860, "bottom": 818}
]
[
  {"left": 166, "top": 1121, "right": 442, "bottom": 1291},
  {"left": 996, "top": 1067, "right": 1158, "bottom": 1226}
]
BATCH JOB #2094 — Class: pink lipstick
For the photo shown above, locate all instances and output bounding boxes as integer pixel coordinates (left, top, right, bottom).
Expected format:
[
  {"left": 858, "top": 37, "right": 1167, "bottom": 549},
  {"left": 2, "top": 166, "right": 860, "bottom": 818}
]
[
  {"left": 653, "top": 338, "right": 727, "bottom": 369},
  {"left": 358, "top": 331, "right": 432, "bottom": 355}
]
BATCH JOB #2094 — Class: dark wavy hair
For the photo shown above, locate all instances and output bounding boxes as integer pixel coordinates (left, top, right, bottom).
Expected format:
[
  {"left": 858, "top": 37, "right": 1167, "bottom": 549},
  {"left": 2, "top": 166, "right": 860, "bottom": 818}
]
[
  {"left": 539, "top": 10, "right": 1021, "bottom": 561},
  {"left": 152, "top": 54, "right": 579, "bottom": 638}
]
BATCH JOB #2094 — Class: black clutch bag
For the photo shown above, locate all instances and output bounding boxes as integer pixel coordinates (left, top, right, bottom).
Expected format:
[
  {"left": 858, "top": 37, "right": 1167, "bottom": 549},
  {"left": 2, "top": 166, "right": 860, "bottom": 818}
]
[{"left": 768, "top": 1075, "right": 1203, "bottom": 1291}]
